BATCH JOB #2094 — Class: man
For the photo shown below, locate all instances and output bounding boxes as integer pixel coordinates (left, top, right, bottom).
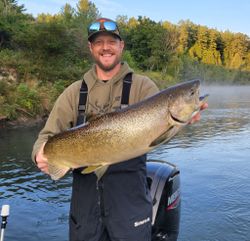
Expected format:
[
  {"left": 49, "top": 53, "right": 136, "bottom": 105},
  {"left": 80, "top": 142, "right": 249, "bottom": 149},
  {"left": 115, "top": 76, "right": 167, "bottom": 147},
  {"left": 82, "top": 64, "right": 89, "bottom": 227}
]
[{"left": 32, "top": 18, "right": 207, "bottom": 241}]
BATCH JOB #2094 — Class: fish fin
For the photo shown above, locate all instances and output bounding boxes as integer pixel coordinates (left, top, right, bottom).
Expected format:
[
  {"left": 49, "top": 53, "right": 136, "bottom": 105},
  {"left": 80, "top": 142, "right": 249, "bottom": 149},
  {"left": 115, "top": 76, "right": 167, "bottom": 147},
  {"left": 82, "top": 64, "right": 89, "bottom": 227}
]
[
  {"left": 48, "top": 163, "right": 70, "bottom": 181},
  {"left": 149, "top": 126, "right": 180, "bottom": 148},
  {"left": 81, "top": 165, "right": 103, "bottom": 174},
  {"left": 87, "top": 114, "right": 103, "bottom": 122}
]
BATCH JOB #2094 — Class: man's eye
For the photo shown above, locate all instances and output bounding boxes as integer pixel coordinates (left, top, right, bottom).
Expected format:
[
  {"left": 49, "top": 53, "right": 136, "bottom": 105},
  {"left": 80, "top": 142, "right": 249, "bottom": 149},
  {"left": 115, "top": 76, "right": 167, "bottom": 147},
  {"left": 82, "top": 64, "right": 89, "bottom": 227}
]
[{"left": 94, "top": 40, "right": 102, "bottom": 45}]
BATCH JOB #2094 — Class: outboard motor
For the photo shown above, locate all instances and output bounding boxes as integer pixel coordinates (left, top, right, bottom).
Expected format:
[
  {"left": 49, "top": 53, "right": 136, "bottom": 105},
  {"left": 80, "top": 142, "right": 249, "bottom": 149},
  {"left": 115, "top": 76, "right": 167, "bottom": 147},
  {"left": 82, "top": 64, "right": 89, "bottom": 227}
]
[{"left": 146, "top": 160, "right": 181, "bottom": 241}]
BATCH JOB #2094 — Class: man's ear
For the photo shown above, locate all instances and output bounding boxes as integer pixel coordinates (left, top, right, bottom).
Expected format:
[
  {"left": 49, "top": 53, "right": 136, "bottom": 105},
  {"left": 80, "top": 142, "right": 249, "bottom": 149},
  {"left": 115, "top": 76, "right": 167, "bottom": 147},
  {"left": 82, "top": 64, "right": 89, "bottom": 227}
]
[
  {"left": 88, "top": 41, "right": 93, "bottom": 53},
  {"left": 120, "top": 40, "right": 125, "bottom": 51}
]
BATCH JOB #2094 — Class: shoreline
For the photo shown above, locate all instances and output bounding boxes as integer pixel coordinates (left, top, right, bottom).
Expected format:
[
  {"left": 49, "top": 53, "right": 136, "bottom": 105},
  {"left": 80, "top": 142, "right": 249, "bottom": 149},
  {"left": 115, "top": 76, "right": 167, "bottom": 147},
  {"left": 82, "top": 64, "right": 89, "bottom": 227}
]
[{"left": 0, "top": 116, "right": 46, "bottom": 129}]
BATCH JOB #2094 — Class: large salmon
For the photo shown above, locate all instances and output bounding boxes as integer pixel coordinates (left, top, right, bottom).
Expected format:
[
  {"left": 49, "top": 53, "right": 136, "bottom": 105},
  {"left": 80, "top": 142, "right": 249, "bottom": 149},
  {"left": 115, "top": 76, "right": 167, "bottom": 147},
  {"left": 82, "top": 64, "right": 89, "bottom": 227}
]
[{"left": 44, "top": 79, "right": 208, "bottom": 180}]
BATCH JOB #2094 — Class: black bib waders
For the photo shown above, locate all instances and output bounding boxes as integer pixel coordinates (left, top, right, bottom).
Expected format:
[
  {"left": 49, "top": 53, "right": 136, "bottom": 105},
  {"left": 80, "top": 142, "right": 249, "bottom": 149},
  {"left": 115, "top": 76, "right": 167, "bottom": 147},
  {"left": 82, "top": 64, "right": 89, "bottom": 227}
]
[{"left": 69, "top": 74, "right": 152, "bottom": 241}]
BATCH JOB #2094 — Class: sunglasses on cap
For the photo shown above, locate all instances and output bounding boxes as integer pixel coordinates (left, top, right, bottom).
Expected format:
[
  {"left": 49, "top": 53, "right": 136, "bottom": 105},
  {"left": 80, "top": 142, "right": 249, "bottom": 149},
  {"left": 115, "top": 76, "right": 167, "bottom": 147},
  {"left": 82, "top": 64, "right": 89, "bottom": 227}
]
[{"left": 88, "top": 19, "right": 121, "bottom": 41}]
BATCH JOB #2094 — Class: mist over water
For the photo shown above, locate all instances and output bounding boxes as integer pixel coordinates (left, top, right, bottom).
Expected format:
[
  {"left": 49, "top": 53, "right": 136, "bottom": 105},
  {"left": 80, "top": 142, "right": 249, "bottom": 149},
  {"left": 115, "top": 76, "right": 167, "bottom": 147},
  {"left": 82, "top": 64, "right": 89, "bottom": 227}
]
[
  {"left": 202, "top": 84, "right": 250, "bottom": 106},
  {"left": 1, "top": 85, "right": 250, "bottom": 241}
]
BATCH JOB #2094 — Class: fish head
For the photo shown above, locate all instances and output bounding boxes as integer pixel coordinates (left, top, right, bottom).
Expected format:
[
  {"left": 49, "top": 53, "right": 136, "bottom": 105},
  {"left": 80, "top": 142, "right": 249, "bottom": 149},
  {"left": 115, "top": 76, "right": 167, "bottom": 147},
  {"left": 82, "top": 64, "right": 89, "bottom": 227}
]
[{"left": 168, "top": 79, "right": 202, "bottom": 124}]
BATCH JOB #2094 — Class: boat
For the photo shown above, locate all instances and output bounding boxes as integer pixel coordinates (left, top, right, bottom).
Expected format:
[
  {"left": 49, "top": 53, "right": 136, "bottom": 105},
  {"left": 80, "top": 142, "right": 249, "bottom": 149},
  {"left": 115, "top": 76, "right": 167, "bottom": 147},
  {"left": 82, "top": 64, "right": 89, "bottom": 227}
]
[{"left": 147, "top": 160, "right": 181, "bottom": 241}]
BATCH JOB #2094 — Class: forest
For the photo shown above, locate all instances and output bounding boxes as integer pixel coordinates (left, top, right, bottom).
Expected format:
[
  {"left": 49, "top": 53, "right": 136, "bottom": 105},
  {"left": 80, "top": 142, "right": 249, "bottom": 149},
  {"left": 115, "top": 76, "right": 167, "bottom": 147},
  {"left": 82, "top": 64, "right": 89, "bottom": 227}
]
[{"left": 0, "top": 0, "right": 250, "bottom": 121}]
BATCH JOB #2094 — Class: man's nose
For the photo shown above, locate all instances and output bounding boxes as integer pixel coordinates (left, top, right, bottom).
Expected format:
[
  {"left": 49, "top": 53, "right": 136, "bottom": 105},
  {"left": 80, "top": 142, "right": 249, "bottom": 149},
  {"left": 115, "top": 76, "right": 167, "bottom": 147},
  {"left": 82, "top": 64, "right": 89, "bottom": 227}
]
[{"left": 102, "top": 41, "right": 110, "bottom": 49}]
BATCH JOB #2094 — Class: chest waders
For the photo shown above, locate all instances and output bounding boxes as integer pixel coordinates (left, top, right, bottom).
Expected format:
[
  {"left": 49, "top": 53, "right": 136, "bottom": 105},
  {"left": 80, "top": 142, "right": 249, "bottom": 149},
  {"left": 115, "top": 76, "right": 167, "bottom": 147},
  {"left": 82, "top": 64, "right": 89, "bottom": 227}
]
[{"left": 69, "top": 73, "right": 152, "bottom": 241}]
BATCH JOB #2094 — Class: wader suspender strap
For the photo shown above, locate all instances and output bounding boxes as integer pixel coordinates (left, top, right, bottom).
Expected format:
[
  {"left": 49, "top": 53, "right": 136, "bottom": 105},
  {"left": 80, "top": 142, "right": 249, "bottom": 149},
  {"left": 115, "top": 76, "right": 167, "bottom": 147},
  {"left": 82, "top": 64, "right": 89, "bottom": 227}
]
[
  {"left": 76, "top": 81, "right": 88, "bottom": 125},
  {"left": 121, "top": 72, "right": 132, "bottom": 108},
  {"left": 77, "top": 73, "right": 133, "bottom": 125}
]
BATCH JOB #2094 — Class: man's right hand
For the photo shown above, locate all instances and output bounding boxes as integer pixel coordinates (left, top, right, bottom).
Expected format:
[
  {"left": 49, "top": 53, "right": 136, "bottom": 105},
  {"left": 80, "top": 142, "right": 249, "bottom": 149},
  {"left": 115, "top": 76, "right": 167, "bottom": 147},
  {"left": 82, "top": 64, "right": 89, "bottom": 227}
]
[{"left": 35, "top": 142, "right": 49, "bottom": 174}]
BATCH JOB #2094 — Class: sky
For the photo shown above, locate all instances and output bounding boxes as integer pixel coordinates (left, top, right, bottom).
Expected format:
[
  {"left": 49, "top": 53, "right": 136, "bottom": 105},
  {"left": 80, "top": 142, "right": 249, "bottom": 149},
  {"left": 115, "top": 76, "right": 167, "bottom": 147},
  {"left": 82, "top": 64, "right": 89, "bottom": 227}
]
[{"left": 18, "top": 0, "right": 250, "bottom": 36}]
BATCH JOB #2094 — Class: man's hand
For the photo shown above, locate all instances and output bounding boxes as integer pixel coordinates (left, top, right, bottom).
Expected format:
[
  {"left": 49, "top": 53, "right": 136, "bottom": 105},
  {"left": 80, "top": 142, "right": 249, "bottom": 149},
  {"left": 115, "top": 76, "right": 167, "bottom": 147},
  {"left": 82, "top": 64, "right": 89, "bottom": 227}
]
[
  {"left": 36, "top": 142, "right": 49, "bottom": 174},
  {"left": 189, "top": 102, "right": 208, "bottom": 124}
]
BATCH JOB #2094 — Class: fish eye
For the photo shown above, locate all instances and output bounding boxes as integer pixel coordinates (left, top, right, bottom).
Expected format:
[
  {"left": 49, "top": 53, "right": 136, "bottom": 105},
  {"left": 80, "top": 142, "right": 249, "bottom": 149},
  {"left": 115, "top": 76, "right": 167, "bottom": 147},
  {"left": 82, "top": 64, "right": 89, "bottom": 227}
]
[{"left": 190, "top": 89, "right": 195, "bottom": 96}]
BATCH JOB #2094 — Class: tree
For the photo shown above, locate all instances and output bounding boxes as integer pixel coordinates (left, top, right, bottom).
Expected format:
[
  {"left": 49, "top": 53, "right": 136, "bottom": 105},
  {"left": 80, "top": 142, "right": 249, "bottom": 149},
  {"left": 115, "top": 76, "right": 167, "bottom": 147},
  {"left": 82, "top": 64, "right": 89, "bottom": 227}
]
[
  {"left": 60, "top": 3, "right": 75, "bottom": 25},
  {"left": 222, "top": 32, "right": 249, "bottom": 69},
  {"left": 177, "top": 20, "right": 197, "bottom": 54},
  {"left": 76, "top": 0, "right": 100, "bottom": 24},
  {"left": 0, "top": 0, "right": 33, "bottom": 49},
  {"left": 202, "top": 30, "right": 222, "bottom": 65},
  {"left": 127, "top": 16, "right": 177, "bottom": 70},
  {"left": 0, "top": 0, "right": 26, "bottom": 15}
]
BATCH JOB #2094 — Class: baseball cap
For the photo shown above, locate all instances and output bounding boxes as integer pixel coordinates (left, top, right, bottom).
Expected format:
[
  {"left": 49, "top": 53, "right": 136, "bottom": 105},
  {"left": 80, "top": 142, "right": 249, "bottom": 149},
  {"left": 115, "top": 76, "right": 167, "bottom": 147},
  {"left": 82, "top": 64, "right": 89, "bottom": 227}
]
[{"left": 88, "top": 18, "right": 122, "bottom": 42}]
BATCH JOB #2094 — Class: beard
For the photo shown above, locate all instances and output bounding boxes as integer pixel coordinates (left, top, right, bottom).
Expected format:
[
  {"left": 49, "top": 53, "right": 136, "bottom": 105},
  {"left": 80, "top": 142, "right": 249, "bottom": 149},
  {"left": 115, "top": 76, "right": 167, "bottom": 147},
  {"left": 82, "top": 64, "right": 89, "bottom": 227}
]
[
  {"left": 93, "top": 51, "right": 122, "bottom": 72},
  {"left": 95, "top": 59, "right": 120, "bottom": 71}
]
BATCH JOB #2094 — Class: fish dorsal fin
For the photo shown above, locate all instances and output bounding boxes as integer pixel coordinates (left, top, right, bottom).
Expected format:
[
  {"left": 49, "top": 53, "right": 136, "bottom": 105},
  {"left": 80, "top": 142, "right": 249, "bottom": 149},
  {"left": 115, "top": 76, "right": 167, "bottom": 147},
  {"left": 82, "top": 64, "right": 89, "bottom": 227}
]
[
  {"left": 48, "top": 163, "right": 70, "bottom": 180},
  {"left": 149, "top": 126, "right": 180, "bottom": 148},
  {"left": 81, "top": 165, "right": 103, "bottom": 174},
  {"left": 87, "top": 113, "right": 103, "bottom": 122}
]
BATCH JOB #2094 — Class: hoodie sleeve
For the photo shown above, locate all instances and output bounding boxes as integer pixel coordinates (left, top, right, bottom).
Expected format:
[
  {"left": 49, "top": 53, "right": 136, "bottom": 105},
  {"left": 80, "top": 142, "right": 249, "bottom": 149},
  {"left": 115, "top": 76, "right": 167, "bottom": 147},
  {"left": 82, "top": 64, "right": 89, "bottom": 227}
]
[{"left": 31, "top": 81, "right": 80, "bottom": 162}]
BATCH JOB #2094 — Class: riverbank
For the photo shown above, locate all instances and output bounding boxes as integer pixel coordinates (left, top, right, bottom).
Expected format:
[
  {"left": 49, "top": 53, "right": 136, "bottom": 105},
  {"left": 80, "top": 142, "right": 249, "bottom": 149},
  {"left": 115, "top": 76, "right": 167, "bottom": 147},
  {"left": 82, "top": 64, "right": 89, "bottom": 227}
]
[{"left": 0, "top": 115, "right": 46, "bottom": 129}]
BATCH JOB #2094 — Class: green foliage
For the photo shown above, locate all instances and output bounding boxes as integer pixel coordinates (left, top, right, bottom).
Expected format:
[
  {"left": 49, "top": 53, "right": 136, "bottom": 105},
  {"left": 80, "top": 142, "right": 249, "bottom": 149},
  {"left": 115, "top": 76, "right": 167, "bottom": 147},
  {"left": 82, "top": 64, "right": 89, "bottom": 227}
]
[
  {"left": 0, "top": 0, "right": 26, "bottom": 15},
  {"left": 0, "top": 79, "right": 17, "bottom": 118},
  {"left": 0, "top": 80, "right": 8, "bottom": 95},
  {"left": 26, "top": 21, "right": 74, "bottom": 57},
  {"left": 127, "top": 17, "right": 169, "bottom": 70},
  {"left": 0, "top": 101, "right": 18, "bottom": 119},
  {"left": 122, "top": 50, "right": 137, "bottom": 69},
  {"left": 0, "top": 84, "right": 14, "bottom": 120},
  {"left": 135, "top": 69, "right": 177, "bottom": 90},
  {"left": 177, "top": 55, "right": 250, "bottom": 84},
  {"left": 0, "top": 0, "right": 33, "bottom": 49},
  {"left": 15, "top": 83, "right": 41, "bottom": 114},
  {"left": 49, "top": 80, "right": 71, "bottom": 103},
  {"left": 1, "top": 0, "right": 250, "bottom": 121},
  {"left": 0, "top": 49, "right": 20, "bottom": 65},
  {"left": 0, "top": 80, "right": 42, "bottom": 119}
]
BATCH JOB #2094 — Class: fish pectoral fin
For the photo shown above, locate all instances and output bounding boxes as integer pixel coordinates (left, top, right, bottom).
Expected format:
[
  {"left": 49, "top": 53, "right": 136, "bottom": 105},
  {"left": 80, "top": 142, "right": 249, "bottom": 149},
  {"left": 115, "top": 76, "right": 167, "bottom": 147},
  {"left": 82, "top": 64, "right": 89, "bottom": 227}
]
[
  {"left": 149, "top": 126, "right": 179, "bottom": 148},
  {"left": 48, "top": 163, "right": 70, "bottom": 181},
  {"left": 81, "top": 165, "right": 103, "bottom": 174}
]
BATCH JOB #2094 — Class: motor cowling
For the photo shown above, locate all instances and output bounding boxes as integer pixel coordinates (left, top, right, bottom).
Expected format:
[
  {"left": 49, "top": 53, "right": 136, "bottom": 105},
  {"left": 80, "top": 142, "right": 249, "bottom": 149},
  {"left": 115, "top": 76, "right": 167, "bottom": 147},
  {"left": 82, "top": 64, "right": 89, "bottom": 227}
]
[{"left": 146, "top": 160, "right": 181, "bottom": 241}]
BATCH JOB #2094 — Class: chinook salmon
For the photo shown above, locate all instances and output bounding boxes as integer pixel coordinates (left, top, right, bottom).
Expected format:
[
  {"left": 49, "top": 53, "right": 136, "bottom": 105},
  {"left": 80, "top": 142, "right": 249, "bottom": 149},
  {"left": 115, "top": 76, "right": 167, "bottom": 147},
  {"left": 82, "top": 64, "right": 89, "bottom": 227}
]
[{"left": 44, "top": 79, "right": 208, "bottom": 180}]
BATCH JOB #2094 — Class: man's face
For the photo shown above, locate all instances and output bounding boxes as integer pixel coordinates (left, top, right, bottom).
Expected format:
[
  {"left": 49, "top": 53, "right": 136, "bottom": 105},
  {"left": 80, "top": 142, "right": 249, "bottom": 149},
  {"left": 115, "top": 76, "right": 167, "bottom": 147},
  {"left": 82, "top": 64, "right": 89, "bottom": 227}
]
[{"left": 89, "top": 33, "right": 124, "bottom": 72}]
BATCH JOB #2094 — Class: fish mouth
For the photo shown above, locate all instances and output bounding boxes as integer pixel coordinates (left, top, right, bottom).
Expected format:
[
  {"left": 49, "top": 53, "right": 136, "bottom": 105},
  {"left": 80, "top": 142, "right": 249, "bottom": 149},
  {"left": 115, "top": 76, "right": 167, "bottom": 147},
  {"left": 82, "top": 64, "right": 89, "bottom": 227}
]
[
  {"left": 170, "top": 112, "right": 189, "bottom": 125},
  {"left": 199, "top": 94, "right": 209, "bottom": 103},
  {"left": 170, "top": 108, "right": 200, "bottom": 125},
  {"left": 170, "top": 94, "right": 209, "bottom": 125}
]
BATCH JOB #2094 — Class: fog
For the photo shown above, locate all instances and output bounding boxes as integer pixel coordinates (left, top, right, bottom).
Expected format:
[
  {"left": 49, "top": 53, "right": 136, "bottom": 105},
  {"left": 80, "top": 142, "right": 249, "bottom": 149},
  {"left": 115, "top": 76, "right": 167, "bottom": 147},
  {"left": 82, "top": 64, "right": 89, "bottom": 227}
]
[{"left": 201, "top": 85, "right": 250, "bottom": 108}]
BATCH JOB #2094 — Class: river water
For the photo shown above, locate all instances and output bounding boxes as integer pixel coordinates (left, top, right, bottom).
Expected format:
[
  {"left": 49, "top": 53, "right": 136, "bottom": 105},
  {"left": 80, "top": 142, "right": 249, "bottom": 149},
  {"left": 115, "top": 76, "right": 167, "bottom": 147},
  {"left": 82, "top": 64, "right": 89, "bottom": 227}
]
[{"left": 0, "top": 85, "right": 250, "bottom": 241}]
